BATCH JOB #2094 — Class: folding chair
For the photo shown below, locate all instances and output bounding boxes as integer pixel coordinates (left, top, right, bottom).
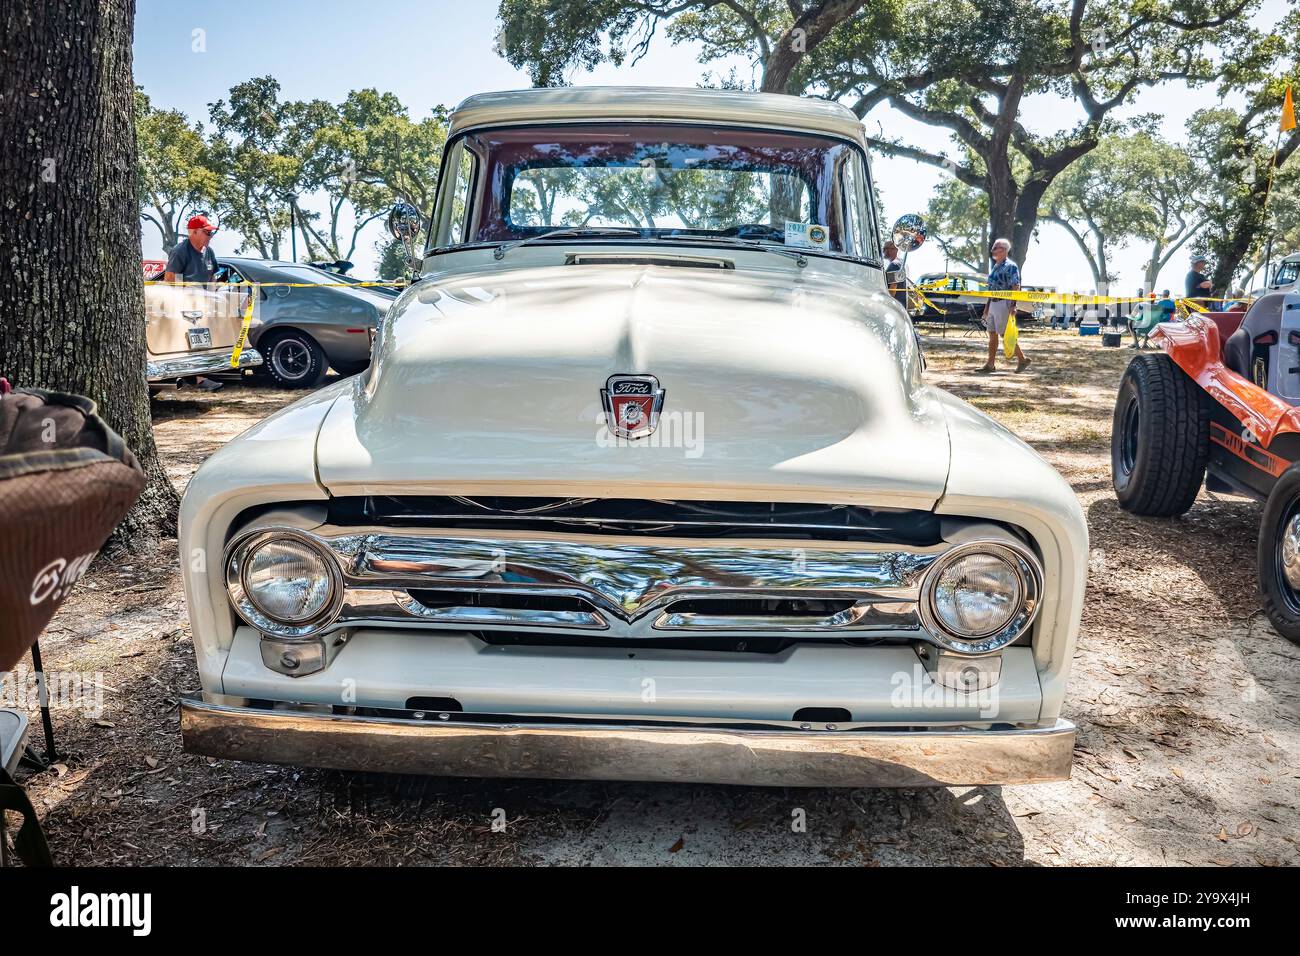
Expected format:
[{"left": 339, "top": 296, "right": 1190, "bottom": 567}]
[{"left": 0, "top": 387, "right": 144, "bottom": 866}]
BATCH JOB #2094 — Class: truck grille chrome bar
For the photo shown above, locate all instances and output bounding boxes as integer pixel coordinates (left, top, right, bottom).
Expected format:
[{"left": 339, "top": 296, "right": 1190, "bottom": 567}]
[{"left": 231, "top": 528, "right": 944, "bottom": 640}]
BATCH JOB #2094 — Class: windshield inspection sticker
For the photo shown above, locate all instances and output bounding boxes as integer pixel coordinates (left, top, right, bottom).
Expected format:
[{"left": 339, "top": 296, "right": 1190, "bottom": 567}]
[{"left": 785, "top": 221, "right": 829, "bottom": 250}]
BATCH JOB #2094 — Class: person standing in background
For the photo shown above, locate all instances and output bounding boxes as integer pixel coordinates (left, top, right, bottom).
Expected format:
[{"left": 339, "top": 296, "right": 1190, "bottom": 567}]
[
  {"left": 1186, "top": 256, "right": 1213, "bottom": 307},
  {"left": 882, "top": 240, "right": 907, "bottom": 309},
  {"left": 979, "top": 238, "right": 1029, "bottom": 373},
  {"left": 1157, "top": 289, "right": 1177, "bottom": 320},
  {"left": 162, "top": 214, "right": 224, "bottom": 390},
  {"left": 163, "top": 214, "right": 219, "bottom": 285}
]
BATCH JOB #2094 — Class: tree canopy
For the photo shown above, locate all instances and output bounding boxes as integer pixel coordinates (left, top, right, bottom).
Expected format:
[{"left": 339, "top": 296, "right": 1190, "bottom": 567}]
[
  {"left": 1039, "top": 131, "right": 1205, "bottom": 292},
  {"left": 136, "top": 78, "right": 449, "bottom": 271},
  {"left": 136, "top": 89, "right": 220, "bottom": 252},
  {"left": 497, "top": 0, "right": 1267, "bottom": 267}
]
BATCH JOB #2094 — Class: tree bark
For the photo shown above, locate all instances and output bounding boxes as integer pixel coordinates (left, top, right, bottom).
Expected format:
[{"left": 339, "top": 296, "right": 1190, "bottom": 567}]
[
  {"left": 763, "top": 1, "right": 867, "bottom": 95},
  {"left": 0, "top": 0, "right": 178, "bottom": 546}
]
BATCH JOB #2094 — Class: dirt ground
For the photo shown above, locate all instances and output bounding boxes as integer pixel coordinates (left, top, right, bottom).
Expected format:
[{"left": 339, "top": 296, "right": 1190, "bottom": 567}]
[{"left": 7, "top": 329, "right": 1298, "bottom": 866}]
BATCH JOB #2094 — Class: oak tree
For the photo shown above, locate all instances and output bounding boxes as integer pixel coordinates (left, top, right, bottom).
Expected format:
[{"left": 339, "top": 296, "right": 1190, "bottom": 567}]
[{"left": 1, "top": 0, "right": 178, "bottom": 543}]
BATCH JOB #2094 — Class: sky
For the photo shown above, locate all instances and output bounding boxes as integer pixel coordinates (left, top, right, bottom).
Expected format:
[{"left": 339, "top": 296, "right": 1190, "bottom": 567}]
[{"left": 133, "top": 0, "right": 1288, "bottom": 293}]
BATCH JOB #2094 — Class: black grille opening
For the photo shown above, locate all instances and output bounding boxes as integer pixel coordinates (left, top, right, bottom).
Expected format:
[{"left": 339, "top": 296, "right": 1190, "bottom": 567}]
[
  {"left": 565, "top": 253, "right": 733, "bottom": 269},
  {"left": 474, "top": 631, "right": 795, "bottom": 653},
  {"left": 792, "top": 707, "right": 853, "bottom": 723},
  {"left": 328, "top": 496, "right": 943, "bottom": 544},
  {"left": 406, "top": 590, "right": 599, "bottom": 614},
  {"left": 404, "top": 697, "right": 464, "bottom": 712},
  {"left": 664, "top": 598, "right": 857, "bottom": 618}
]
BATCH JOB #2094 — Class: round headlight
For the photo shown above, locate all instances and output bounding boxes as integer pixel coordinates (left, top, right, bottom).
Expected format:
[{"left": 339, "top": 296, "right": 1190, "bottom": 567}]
[
  {"left": 920, "top": 541, "right": 1042, "bottom": 654},
  {"left": 240, "top": 536, "right": 335, "bottom": 625},
  {"left": 932, "top": 553, "right": 1022, "bottom": 638}
]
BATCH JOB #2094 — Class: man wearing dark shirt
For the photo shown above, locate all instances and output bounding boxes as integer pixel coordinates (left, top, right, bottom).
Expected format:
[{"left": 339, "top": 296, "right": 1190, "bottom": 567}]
[
  {"left": 163, "top": 214, "right": 219, "bottom": 284},
  {"left": 1185, "top": 256, "right": 1212, "bottom": 306},
  {"left": 882, "top": 240, "right": 906, "bottom": 308},
  {"left": 162, "top": 214, "right": 223, "bottom": 390}
]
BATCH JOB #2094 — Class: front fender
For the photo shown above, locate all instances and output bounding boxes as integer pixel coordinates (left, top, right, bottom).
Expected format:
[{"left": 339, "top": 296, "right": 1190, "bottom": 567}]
[
  {"left": 933, "top": 391, "right": 1088, "bottom": 723},
  {"left": 179, "top": 382, "right": 348, "bottom": 690},
  {"left": 1155, "top": 317, "right": 1300, "bottom": 447}
]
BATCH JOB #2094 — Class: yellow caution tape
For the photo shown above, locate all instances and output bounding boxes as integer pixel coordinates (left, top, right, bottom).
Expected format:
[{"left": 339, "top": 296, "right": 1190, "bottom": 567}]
[
  {"left": 920, "top": 288, "right": 1152, "bottom": 306},
  {"left": 230, "top": 293, "right": 254, "bottom": 369},
  {"left": 911, "top": 286, "right": 950, "bottom": 314},
  {"left": 916, "top": 287, "right": 1253, "bottom": 310}
]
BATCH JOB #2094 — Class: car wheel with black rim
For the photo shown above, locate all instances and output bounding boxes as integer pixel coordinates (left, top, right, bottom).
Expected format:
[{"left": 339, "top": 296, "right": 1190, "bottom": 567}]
[
  {"left": 1258, "top": 462, "right": 1300, "bottom": 645},
  {"left": 1111, "top": 352, "right": 1209, "bottom": 516},
  {"left": 264, "top": 331, "right": 328, "bottom": 389}
]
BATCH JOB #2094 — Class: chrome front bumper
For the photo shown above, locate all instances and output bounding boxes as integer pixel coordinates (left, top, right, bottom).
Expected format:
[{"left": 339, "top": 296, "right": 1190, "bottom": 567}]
[
  {"left": 181, "top": 697, "right": 1076, "bottom": 788},
  {"left": 146, "top": 347, "right": 263, "bottom": 382}
]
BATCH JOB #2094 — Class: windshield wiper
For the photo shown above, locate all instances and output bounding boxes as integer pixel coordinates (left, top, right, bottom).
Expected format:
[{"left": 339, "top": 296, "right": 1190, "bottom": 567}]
[
  {"left": 494, "top": 227, "right": 641, "bottom": 261},
  {"left": 655, "top": 234, "right": 808, "bottom": 268}
]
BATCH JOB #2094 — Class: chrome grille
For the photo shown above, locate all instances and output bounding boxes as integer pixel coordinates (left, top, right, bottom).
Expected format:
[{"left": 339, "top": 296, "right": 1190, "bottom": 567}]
[{"left": 230, "top": 526, "right": 944, "bottom": 640}]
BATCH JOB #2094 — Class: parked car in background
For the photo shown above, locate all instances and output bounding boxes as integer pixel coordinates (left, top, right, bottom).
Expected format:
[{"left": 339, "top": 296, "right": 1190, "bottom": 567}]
[
  {"left": 306, "top": 259, "right": 403, "bottom": 299},
  {"left": 147, "top": 258, "right": 389, "bottom": 388},
  {"left": 144, "top": 280, "right": 262, "bottom": 386},
  {"left": 219, "top": 258, "right": 389, "bottom": 387},
  {"left": 177, "top": 87, "right": 1086, "bottom": 789},
  {"left": 1269, "top": 253, "right": 1299, "bottom": 289},
  {"left": 911, "top": 272, "right": 987, "bottom": 323},
  {"left": 911, "top": 272, "right": 1043, "bottom": 325}
]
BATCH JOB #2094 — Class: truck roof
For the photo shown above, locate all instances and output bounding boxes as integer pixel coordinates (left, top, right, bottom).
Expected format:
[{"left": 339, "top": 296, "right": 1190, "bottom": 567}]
[{"left": 449, "top": 86, "right": 867, "bottom": 144}]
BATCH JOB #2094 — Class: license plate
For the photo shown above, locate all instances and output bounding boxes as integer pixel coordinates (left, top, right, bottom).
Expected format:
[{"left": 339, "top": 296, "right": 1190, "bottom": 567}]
[{"left": 186, "top": 328, "right": 212, "bottom": 349}]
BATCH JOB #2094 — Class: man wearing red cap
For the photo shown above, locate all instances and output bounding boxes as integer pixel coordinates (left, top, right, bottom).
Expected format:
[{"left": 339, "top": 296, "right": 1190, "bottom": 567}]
[
  {"left": 163, "top": 214, "right": 219, "bottom": 285},
  {"left": 163, "top": 214, "right": 225, "bottom": 389}
]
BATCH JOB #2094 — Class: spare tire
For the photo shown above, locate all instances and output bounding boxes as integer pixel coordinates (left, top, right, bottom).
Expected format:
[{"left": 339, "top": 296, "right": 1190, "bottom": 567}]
[
  {"left": 0, "top": 389, "right": 144, "bottom": 672},
  {"left": 1111, "top": 353, "right": 1209, "bottom": 517}
]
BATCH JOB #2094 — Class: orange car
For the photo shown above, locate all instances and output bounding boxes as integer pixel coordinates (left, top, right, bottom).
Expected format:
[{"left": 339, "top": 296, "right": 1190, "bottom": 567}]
[{"left": 1111, "top": 290, "right": 1300, "bottom": 644}]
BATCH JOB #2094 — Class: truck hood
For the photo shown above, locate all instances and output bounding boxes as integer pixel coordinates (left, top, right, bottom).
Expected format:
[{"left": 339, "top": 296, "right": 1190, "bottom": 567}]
[{"left": 315, "top": 261, "right": 951, "bottom": 509}]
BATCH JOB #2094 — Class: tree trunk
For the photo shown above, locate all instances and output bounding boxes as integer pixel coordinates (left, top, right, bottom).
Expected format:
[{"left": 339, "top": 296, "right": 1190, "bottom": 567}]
[
  {"left": 763, "top": 1, "right": 867, "bottom": 95},
  {"left": 985, "top": 169, "right": 1018, "bottom": 254},
  {"left": 1145, "top": 239, "right": 1164, "bottom": 293},
  {"left": 0, "top": 0, "right": 178, "bottom": 545},
  {"left": 984, "top": 165, "right": 1045, "bottom": 270}
]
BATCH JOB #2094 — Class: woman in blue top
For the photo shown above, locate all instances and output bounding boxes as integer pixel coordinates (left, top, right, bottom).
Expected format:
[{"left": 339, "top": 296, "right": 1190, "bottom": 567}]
[{"left": 980, "top": 238, "right": 1030, "bottom": 373}]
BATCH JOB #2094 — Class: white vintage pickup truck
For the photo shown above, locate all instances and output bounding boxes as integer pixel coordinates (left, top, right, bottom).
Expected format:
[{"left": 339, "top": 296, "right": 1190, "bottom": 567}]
[{"left": 178, "top": 87, "right": 1086, "bottom": 787}]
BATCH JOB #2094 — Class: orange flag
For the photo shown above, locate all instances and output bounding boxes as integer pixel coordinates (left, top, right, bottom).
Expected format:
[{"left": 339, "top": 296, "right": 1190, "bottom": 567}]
[{"left": 1282, "top": 85, "right": 1296, "bottom": 133}]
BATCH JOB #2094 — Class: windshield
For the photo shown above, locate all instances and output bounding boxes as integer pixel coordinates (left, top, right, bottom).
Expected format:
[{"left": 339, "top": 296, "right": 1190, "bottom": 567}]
[
  {"left": 1275, "top": 260, "right": 1299, "bottom": 286},
  {"left": 435, "top": 123, "right": 879, "bottom": 260}
]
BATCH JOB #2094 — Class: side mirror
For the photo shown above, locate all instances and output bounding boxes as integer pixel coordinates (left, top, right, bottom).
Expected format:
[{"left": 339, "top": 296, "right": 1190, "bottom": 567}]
[
  {"left": 387, "top": 202, "right": 423, "bottom": 242},
  {"left": 387, "top": 202, "right": 424, "bottom": 278},
  {"left": 892, "top": 214, "right": 928, "bottom": 252}
]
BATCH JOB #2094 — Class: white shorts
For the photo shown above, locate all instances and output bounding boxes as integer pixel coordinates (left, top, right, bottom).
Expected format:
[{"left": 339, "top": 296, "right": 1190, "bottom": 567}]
[{"left": 985, "top": 300, "right": 1014, "bottom": 335}]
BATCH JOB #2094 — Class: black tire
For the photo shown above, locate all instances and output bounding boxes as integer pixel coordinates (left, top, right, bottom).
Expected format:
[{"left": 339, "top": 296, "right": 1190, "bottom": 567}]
[
  {"left": 1111, "top": 352, "right": 1209, "bottom": 516},
  {"left": 263, "top": 331, "right": 328, "bottom": 389},
  {"left": 331, "top": 359, "right": 370, "bottom": 378},
  {"left": 1257, "top": 463, "right": 1300, "bottom": 645}
]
